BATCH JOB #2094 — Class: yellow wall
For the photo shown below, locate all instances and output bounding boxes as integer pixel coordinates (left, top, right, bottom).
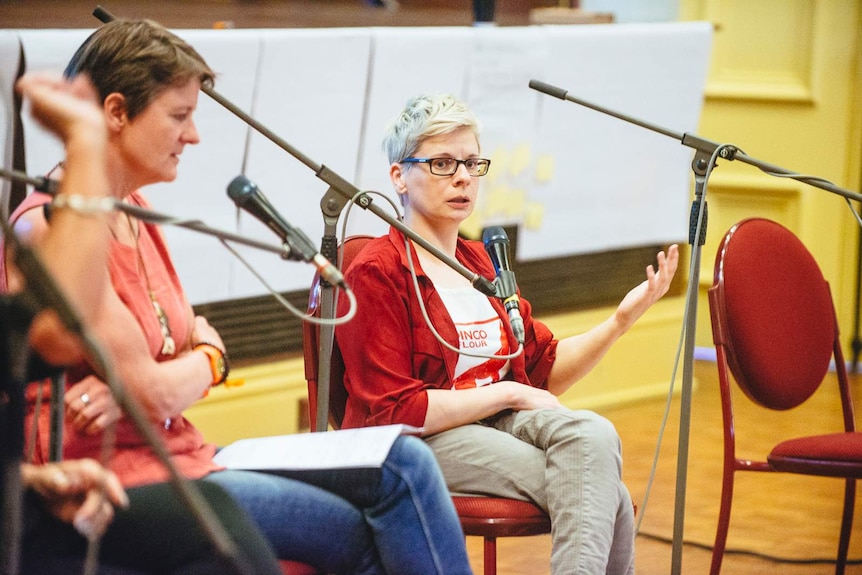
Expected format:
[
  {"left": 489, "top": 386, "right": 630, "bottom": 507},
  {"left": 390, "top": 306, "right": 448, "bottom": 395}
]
[
  {"left": 188, "top": 1, "right": 862, "bottom": 444},
  {"left": 679, "top": 0, "right": 862, "bottom": 351},
  {"left": 186, "top": 358, "right": 309, "bottom": 445}
]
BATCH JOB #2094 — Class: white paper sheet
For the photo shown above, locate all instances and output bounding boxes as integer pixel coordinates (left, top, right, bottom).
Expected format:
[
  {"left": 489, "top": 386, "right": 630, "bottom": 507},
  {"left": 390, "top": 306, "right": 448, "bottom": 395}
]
[
  {"left": 520, "top": 22, "right": 713, "bottom": 260},
  {"left": 213, "top": 424, "right": 422, "bottom": 471},
  {"left": 353, "top": 27, "right": 474, "bottom": 239},
  {"left": 146, "top": 29, "right": 264, "bottom": 305},
  {"left": 17, "top": 29, "right": 92, "bottom": 179}
]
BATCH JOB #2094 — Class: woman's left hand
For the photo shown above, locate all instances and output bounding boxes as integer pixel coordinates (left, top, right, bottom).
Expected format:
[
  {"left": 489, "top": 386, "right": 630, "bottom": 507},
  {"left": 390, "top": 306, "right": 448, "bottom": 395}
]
[
  {"left": 615, "top": 244, "right": 679, "bottom": 329},
  {"left": 190, "top": 315, "right": 225, "bottom": 352},
  {"left": 65, "top": 376, "right": 123, "bottom": 436},
  {"left": 23, "top": 459, "right": 129, "bottom": 539}
]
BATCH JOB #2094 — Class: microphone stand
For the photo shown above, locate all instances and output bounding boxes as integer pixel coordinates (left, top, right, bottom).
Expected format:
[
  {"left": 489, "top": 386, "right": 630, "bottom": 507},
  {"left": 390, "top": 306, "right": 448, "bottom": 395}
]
[
  {"left": 90, "top": 5, "right": 498, "bottom": 433},
  {"left": 0, "top": 212, "right": 258, "bottom": 575},
  {"left": 528, "top": 79, "right": 862, "bottom": 574}
]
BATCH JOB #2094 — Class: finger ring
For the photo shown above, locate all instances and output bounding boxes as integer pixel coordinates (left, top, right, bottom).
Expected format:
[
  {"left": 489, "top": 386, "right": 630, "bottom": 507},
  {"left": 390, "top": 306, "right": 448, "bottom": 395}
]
[{"left": 80, "top": 393, "right": 91, "bottom": 406}]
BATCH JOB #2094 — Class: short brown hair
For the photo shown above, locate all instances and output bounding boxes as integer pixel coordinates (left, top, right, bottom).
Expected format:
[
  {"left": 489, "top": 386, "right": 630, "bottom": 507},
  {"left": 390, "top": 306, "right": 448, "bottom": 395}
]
[{"left": 64, "top": 19, "right": 215, "bottom": 119}]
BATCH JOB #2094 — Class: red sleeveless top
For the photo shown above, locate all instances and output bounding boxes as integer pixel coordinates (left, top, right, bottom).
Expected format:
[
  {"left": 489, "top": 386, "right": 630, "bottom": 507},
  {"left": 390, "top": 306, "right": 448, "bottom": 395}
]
[{"left": 1, "top": 191, "right": 220, "bottom": 487}]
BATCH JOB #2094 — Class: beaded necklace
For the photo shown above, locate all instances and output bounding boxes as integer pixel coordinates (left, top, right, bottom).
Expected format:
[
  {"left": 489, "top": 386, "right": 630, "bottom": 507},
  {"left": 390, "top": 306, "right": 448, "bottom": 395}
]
[{"left": 115, "top": 209, "right": 176, "bottom": 357}]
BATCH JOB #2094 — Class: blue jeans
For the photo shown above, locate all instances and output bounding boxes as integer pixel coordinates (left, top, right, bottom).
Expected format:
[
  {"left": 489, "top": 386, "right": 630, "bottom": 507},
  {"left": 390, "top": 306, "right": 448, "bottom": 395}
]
[{"left": 204, "top": 435, "right": 472, "bottom": 575}]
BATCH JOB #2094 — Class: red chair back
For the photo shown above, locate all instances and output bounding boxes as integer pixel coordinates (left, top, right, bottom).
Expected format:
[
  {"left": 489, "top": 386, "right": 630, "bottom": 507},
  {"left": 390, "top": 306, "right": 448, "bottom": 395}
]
[
  {"left": 303, "top": 235, "right": 374, "bottom": 430},
  {"left": 709, "top": 217, "right": 837, "bottom": 410}
]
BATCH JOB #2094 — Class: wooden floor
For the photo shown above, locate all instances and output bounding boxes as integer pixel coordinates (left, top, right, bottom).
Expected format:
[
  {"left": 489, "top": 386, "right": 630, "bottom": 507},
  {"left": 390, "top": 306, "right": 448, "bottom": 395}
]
[{"left": 465, "top": 360, "right": 862, "bottom": 574}]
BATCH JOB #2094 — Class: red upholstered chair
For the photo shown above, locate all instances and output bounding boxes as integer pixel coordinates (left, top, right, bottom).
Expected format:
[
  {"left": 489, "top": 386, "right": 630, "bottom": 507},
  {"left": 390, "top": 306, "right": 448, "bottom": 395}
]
[
  {"left": 279, "top": 561, "right": 321, "bottom": 575},
  {"left": 451, "top": 495, "right": 551, "bottom": 575},
  {"left": 303, "top": 235, "right": 551, "bottom": 575},
  {"left": 707, "top": 218, "right": 862, "bottom": 575}
]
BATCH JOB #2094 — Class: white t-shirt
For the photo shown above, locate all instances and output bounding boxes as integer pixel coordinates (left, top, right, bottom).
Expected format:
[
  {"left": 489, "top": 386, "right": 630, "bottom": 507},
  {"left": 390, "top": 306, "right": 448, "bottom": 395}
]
[{"left": 436, "top": 286, "right": 511, "bottom": 390}]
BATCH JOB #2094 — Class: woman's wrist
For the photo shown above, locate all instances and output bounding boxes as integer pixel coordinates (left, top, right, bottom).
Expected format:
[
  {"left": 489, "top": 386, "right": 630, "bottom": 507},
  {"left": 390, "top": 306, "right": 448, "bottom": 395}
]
[
  {"left": 64, "top": 126, "right": 107, "bottom": 157},
  {"left": 51, "top": 194, "right": 115, "bottom": 216},
  {"left": 193, "top": 341, "right": 229, "bottom": 386}
]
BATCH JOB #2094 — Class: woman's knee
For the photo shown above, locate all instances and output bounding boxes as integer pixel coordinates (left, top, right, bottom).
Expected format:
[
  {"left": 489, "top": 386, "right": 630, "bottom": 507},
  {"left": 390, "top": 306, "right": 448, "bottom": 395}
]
[
  {"left": 386, "top": 435, "right": 443, "bottom": 480},
  {"left": 553, "top": 410, "right": 622, "bottom": 453},
  {"left": 585, "top": 411, "right": 621, "bottom": 446}
]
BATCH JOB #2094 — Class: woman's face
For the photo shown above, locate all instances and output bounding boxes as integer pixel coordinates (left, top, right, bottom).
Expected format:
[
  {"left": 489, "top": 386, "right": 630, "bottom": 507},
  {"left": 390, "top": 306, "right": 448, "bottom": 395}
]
[
  {"left": 116, "top": 78, "right": 201, "bottom": 187},
  {"left": 392, "top": 126, "right": 481, "bottom": 233}
]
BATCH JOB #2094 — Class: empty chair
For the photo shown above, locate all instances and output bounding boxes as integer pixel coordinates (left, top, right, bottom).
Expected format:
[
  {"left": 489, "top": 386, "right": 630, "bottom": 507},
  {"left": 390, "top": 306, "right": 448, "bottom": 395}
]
[{"left": 707, "top": 217, "right": 862, "bottom": 575}]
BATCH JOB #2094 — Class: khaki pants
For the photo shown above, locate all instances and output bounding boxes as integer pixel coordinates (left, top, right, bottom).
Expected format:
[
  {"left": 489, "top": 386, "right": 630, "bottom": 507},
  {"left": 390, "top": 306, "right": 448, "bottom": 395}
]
[{"left": 425, "top": 408, "right": 635, "bottom": 575}]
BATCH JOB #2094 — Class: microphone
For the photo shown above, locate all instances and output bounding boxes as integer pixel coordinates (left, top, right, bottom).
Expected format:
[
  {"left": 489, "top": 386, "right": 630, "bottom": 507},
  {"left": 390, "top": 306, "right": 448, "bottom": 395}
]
[
  {"left": 227, "top": 175, "right": 346, "bottom": 288},
  {"left": 482, "top": 226, "right": 525, "bottom": 346}
]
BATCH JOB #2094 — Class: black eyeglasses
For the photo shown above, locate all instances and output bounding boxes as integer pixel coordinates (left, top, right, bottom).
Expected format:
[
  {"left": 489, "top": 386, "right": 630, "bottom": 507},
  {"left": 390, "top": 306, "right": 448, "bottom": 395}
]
[{"left": 401, "top": 157, "right": 491, "bottom": 177}]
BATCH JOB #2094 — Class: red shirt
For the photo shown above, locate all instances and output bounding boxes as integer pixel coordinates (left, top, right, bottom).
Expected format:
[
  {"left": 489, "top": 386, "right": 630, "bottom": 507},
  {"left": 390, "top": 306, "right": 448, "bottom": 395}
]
[{"left": 336, "top": 227, "right": 558, "bottom": 430}]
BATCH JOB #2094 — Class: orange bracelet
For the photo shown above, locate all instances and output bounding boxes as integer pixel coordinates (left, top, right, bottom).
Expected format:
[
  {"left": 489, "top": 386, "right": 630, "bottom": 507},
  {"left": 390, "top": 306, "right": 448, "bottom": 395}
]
[{"left": 194, "top": 342, "right": 229, "bottom": 386}]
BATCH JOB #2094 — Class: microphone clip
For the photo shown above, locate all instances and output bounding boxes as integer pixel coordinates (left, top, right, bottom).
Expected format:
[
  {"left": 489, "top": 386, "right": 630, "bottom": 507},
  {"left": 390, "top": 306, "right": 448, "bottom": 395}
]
[{"left": 492, "top": 269, "right": 518, "bottom": 300}]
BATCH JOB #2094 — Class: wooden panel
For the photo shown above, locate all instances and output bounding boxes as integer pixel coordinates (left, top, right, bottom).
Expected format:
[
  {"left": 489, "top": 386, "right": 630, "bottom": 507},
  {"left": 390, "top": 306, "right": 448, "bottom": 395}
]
[
  {"left": 184, "top": 357, "right": 310, "bottom": 444},
  {"left": 696, "top": 175, "right": 802, "bottom": 285},
  {"left": 194, "top": 238, "right": 684, "bottom": 362},
  {"left": 0, "top": 0, "right": 557, "bottom": 29},
  {"left": 193, "top": 291, "right": 309, "bottom": 362},
  {"left": 680, "top": 0, "right": 862, "bottom": 353},
  {"left": 701, "top": 0, "right": 816, "bottom": 102}
]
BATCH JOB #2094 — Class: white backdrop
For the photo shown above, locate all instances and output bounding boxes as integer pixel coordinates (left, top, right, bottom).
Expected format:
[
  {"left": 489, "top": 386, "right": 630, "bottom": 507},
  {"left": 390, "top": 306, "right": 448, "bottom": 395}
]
[{"left": 0, "top": 22, "right": 712, "bottom": 304}]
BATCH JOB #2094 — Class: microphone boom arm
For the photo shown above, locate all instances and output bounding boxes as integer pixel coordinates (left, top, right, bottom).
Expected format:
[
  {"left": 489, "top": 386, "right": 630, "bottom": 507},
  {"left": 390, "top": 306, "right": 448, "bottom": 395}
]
[
  {"left": 114, "top": 203, "right": 293, "bottom": 258},
  {"left": 528, "top": 79, "right": 862, "bottom": 203},
  {"left": 0, "top": 167, "right": 291, "bottom": 258}
]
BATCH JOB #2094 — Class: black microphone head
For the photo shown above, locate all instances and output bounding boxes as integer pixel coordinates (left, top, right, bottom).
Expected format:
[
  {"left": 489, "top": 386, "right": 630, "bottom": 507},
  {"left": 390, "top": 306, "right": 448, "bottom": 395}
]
[
  {"left": 226, "top": 175, "right": 313, "bottom": 262},
  {"left": 227, "top": 174, "right": 256, "bottom": 207},
  {"left": 482, "top": 226, "right": 509, "bottom": 248},
  {"left": 226, "top": 174, "right": 284, "bottom": 239},
  {"left": 482, "top": 226, "right": 511, "bottom": 275}
]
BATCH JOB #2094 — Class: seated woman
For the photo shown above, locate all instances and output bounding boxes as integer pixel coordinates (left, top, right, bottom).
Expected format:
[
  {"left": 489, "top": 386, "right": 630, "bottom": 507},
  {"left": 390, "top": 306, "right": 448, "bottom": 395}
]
[
  {"left": 334, "top": 93, "right": 679, "bottom": 575},
  {"left": 3, "top": 73, "right": 283, "bottom": 575},
  {"left": 1, "top": 20, "right": 472, "bottom": 575}
]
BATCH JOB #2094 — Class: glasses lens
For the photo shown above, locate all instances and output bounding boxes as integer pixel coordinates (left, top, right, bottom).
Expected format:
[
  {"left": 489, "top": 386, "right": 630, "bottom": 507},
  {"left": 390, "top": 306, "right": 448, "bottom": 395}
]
[
  {"left": 430, "top": 158, "right": 456, "bottom": 175},
  {"left": 471, "top": 159, "right": 489, "bottom": 176}
]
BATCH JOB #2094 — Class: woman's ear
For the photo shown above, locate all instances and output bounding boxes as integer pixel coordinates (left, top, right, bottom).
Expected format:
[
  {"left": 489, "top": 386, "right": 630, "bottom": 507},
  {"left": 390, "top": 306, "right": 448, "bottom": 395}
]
[
  {"left": 103, "top": 92, "right": 127, "bottom": 132},
  {"left": 390, "top": 163, "right": 409, "bottom": 196}
]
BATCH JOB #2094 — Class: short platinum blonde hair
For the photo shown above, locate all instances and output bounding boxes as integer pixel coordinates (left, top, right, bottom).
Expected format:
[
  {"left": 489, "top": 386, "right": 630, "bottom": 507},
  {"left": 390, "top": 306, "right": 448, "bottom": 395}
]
[{"left": 383, "top": 94, "right": 481, "bottom": 166}]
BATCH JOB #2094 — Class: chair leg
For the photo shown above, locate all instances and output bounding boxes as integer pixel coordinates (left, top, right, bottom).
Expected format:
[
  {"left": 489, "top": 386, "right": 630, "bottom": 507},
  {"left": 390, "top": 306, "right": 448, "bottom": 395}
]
[
  {"left": 483, "top": 536, "right": 497, "bottom": 575},
  {"left": 709, "top": 470, "right": 735, "bottom": 575},
  {"left": 834, "top": 479, "right": 856, "bottom": 575}
]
